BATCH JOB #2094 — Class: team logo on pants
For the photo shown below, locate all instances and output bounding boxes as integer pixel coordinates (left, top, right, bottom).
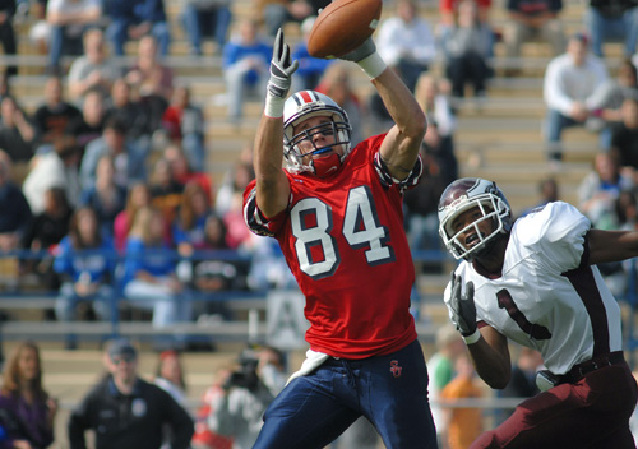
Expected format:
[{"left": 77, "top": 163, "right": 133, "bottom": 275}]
[{"left": 390, "top": 360, "right": 402, "bottom": 378}]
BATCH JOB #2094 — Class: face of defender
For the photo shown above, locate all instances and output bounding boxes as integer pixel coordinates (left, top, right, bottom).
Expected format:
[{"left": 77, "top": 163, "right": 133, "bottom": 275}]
[
  {"left": 450, "top": 204, "right": 497, "bottom": 255},
  {"left": 292, "top": 115, "right": 345, "bottom": 164}
]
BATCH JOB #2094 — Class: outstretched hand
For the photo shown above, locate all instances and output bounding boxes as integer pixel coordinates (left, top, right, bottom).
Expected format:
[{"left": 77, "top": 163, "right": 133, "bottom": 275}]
[
  {"left": 339, "top": 37, "right": 376, "bottom": 63},
  {"left": 267, "top": 28, "right": 299, "bottom": 99},
  {"left": 449, "top": 273, "right": 477, "bottom": 337}
]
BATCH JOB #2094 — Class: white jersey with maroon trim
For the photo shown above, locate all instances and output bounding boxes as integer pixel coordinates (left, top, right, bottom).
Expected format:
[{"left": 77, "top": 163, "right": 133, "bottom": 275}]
[{"left": 444, "top": 201, "right": 623, "bottom": 375}]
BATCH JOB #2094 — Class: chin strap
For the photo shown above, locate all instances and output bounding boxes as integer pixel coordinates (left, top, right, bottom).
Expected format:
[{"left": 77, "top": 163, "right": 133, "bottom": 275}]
[{"left": 311, "top": 152, "right": 342, "bottom": 178}]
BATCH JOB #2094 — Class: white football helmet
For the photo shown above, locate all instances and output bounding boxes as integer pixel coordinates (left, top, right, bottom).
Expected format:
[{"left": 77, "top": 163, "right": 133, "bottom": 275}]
[
  {"left": 283, "top": 91, "right": 352, "bottom": 177},
  {"left": 438, "top": 177, "right": 513, "bottom": 260}
]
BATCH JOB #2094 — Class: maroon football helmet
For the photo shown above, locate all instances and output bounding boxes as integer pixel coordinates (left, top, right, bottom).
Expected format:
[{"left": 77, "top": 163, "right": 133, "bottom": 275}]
[{"left": 438, "top": 178, "right": 513, "bottom": 260}]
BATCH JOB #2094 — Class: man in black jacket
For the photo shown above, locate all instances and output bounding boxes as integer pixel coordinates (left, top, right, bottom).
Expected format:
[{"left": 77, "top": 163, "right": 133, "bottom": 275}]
[{"left": 68, "top": 339, "right": 194, "bottom": 449}]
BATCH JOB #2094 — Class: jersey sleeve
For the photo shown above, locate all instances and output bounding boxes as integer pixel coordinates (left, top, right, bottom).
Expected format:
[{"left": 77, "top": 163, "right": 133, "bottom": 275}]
[
  {"left": 373, "top": 150, "right": 422, "bottom": 192},
  {"left": 242, "top": 180, "right": 288, "bottom": 237},
  {"left": 515, "top": 202, "right": 591, "bottom": 273}
]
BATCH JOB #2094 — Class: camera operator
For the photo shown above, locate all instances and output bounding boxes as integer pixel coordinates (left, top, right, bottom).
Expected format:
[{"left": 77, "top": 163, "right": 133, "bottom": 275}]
[{"left": 206, "top": 350, "right": 275, "bottom": 449}]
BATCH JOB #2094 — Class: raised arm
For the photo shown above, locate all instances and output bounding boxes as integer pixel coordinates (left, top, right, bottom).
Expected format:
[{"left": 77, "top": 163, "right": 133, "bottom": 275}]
[
  {"left": 339, "top": 39, "right": 427, "bottom": 180},
  {"left": 588, "top": 229, "right": 638, "bottom": 265},
  {"left": 253, "top": 29, "right": 298, "bottom": 218}
]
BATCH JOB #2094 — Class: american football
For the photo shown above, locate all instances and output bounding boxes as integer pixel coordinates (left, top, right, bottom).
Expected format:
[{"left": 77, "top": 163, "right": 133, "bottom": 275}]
[{"left": 307, "top": 0, "right": 383, "bottom": 59}]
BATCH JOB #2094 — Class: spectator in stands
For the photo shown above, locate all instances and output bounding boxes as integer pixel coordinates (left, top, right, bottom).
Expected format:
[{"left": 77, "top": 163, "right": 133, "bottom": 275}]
[
  {"left": 290, "top": 16, "right": 333, "bottom": 93},
  {"left": 0, "top": 1, "right": 18, "bottom": 77},
  {"left": 586, "top": 0, "right": 638, "bottom": 58},
  {"left": 0, "top": 151, "right": 32, "bottom": 252},
  {"left": 222, "top": 18, "right": 272, "bottom": 121},
  {"left": 180, "top": 0, "right": 231, "bottom": 56},
  {"left": 441, "top": 0, "right": 492, "bottom": 25},
  {"left": 114, "top": 181, "right": 151, "bottom": 253},
  {"left": 403, "top": 120, "right": 457, "bottom": 255},
  {"left": 126, "top": 33, "right": 174, "bottom": 135},
  {"left": 255, "top": 0, "right": 329, "bottom": 38},
  {"left": 0, "top": 341, "right": 57, "bottom": 449},
  {"left": 518, "top": 176, "right": 560, "bottom": 218},
  {"left": 495, "top": 346, "right": 543, "bottom": 425},
  {"left": 104, "top": 76, "right": 154, "bottom": 155},
  {"left": 80, "top": 154, "right": 127, "bottom": 238},
  {"left": 173, "top": 180, "right": 212, "bottom": 255},
  {"left": 68, "top": 338, "right": 194, "bottom": 449},
  {"left": 162, "top": 84, "right": 207, "bottom": 172},
  {"left": 164, "top": 144, "right": 213, "bottom": 203},
  {"left": 46, "top": 0, "right": 101, "bottom": 71},
  {"left": 32, "top": 74, "right": 82, "bottom": 156},
  {"left": 427, "top": 325, "right": 465, "bottom": 448},
  {"left": 122, "top": 206, "right": 188, "bottom": 335},
  {"left": 80, "top": 115, "right": 149, "bottom": 191},
  {"left": 66, "top": 87, "right": 106, "bottom": 155},
  {"left": 543, "top": 32, "right": 608, "bottom": 162},
  {"left": 440, "top": 0, "right": 495, "bottom": 102},
  {"left": 149, "top": 157, "right": 184, "bottom": 232},
  {"left": 612, "top": 98, "right": 638, "bottom": 170},
  {"left": 578, "top": 149, "right": 634, "bottom": 230},
  {"left": 22, "top": 186, "right": 73, "bottom": 290},
  {"left": 106, "top": 0, "right": 171, "bottom": 57},
  {"left": 154, "top": 349, "right": 189, "bottom": 412},
  {"left": 23, "top": 141, "right": 83, "bottom": 214},
  {"left": 415, "top": 74, "right": 457, "bottom": 142},
  {"left": 214, "top": 145, "right": 252, "bottom": 216},
  {"left": 589, "top": 58, "right": 638, "bottom": 149},
  {"left": 219, "top": 161, "right": 253, "bottom": 250},
  {"left": 377, "top": 0, "right": 437, "bottom": 94},
  {"left": 0, "top": 95, "right": 34, "bottom": 163},
  {"left": 53, "top": 206, "right": 116, "bottom": 347},
  {"left": 67, "top": 27, "right": 119, "bottom": 103},
  {"left": 503, "top": 0, "right": 565, "bottom": 73},
  {"left": 315, "top": 62, "right": 364, "bottom": 146},
  {"left": 440, "top": 353, "right": 485, "bottom": 449}
]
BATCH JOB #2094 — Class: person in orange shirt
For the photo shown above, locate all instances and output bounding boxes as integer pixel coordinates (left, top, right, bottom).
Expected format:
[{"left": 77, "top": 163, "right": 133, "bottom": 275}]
[{"left": 441, "top": 353, "right": 484, "bottom": 449}]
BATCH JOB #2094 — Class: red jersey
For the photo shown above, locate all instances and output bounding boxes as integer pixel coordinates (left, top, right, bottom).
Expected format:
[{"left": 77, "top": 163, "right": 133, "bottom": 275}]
[{"left": 243, "top": 134, "right": 420, "bottom": 359}]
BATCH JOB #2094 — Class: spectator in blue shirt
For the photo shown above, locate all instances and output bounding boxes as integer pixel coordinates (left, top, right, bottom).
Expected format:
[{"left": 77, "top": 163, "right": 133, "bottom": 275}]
[
  {"left": 222, "top": 18, "right": 271, "bottom": 121},
  {"left": 106, "top": 0, "right": 171, "bottom": 57},
  {"left": 123, "top": 206, "right": 189, "bottom": 336},
  {"left": 53, "top": 206, "right": 116, "bottom": 348},
  {"left": 290, "top": 17, "right": 333, "bottom": 92}
]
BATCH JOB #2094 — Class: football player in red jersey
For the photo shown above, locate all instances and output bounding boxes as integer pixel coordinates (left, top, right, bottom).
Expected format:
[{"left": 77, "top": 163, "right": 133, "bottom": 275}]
[
  {"left": 438, "top": 177, "right": 638, "bottom": 448},
  {"left": 243, "top": 28, "right": 437, "bottom": 448}
]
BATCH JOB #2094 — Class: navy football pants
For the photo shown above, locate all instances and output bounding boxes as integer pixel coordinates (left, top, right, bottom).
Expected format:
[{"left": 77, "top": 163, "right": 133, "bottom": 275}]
[{"left": 252, "top": 340, "right": 438, "bottom": 449}]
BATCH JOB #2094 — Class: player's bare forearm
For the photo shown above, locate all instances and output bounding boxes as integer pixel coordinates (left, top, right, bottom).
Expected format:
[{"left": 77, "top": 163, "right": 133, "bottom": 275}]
[
  {"left": 467, "top": 327, "right": 511, "bottom": 389},
  {"left": 375, "top": 69, "right": 426, "bottom": 180},
  {"left": 253, "top": 115, "right": 290, "bottom": 218},
  {"left": 588, "top": 229, "right": 638, "bottom": 265}
]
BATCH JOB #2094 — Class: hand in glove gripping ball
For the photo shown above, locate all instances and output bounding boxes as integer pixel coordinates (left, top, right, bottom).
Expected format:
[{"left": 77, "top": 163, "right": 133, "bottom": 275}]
[{"left": 449, "top": 273, "right": 477, "bottom": 337}]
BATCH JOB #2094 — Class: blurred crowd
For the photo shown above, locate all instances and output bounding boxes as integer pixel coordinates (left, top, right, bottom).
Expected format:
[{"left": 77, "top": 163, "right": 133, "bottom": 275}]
[{"left": 1, "top": 0, "right": 638, "bottom": 446}]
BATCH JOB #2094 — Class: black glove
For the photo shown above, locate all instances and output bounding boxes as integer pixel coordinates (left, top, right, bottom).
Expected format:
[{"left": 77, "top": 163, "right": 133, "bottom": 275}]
[
  {"left": 267, "top": 28, "right": 299, "bottom": 99},
  {"left": 449, "top": 273, "right": 477, "bottom": 337}
]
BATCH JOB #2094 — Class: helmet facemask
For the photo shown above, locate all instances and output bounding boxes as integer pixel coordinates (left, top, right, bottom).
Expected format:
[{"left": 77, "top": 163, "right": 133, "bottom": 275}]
[
  {"left": 440, "top": 193, "right": 511, "bottom": 260},
  {"left": 283, "top": 91, "right": 352, "bottom": 178}
]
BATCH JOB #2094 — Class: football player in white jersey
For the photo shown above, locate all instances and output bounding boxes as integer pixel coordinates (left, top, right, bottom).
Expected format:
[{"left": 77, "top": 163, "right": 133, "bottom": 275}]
[{"left": 438, "top": 177, "right": 638, "bottom": 448}]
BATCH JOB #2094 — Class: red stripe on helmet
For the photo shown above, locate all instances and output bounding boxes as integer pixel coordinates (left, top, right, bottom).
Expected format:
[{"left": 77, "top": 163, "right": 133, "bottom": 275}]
[{"left": 299, "top": 91, "right": 313, "bottom": 103}]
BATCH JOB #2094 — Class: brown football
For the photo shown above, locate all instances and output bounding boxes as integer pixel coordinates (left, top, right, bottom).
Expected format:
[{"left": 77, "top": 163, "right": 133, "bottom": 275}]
[{"left": 307, "top": 0, "right": 383, "bottom": 59}]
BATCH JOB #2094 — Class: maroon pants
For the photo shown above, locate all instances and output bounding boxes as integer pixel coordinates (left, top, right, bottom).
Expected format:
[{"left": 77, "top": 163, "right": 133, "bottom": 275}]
[{"left": 471, "top": 362, "right": 638, "bottom": 449}]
